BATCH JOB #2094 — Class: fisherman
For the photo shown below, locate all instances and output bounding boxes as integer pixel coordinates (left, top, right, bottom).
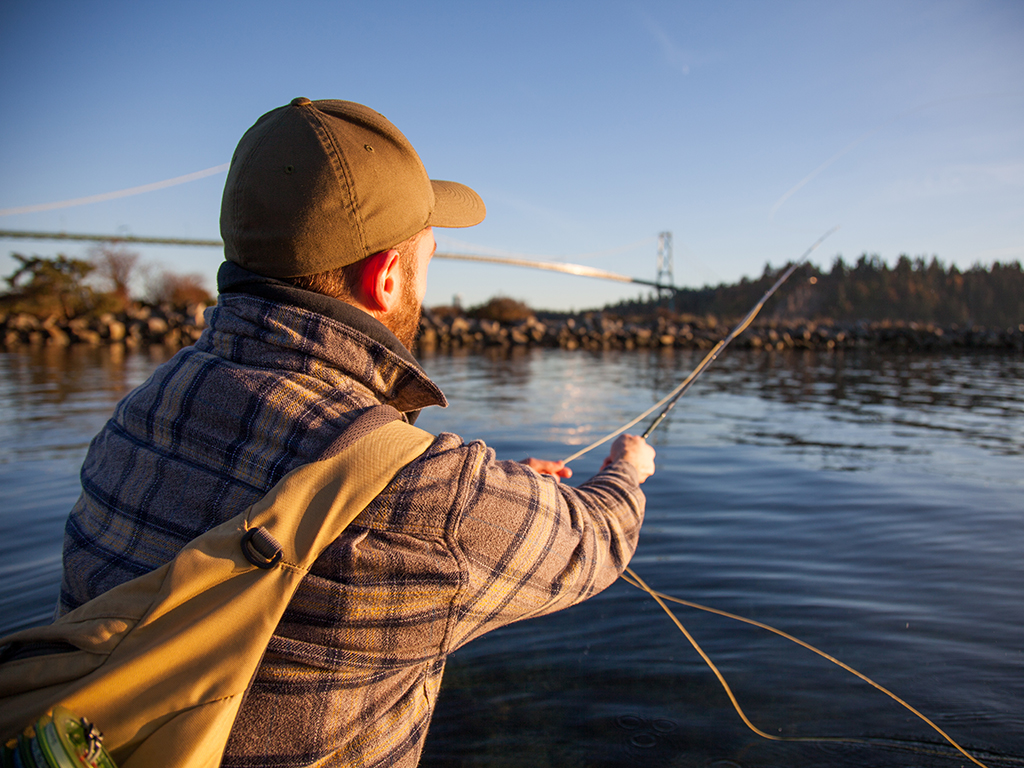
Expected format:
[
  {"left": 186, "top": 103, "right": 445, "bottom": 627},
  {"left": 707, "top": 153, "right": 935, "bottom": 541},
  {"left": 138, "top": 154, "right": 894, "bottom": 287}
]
[{"left": 58, "top": 98, "right": 655, "bottom": 767}]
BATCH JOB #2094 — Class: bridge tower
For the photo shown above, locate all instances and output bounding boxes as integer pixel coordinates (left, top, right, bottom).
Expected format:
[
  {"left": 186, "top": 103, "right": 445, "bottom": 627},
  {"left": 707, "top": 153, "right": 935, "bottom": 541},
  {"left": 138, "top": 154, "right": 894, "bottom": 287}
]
[{"left": 656, "top": 231, "right": 674, "bottom": 307}]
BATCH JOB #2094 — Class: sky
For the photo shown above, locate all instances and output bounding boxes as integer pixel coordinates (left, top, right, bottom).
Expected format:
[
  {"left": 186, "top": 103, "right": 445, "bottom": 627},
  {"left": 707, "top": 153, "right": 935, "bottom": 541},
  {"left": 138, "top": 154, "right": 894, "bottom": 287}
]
[{"left": 1, "top": 0, "right": 1022, "bottom": 311}]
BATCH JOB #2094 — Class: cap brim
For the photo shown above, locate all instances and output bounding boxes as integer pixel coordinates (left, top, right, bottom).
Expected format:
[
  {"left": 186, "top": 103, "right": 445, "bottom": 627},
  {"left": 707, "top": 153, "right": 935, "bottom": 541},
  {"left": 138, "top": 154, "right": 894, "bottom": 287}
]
[{"left": 429, "top": 180, "right": 486, "bottom": 228}]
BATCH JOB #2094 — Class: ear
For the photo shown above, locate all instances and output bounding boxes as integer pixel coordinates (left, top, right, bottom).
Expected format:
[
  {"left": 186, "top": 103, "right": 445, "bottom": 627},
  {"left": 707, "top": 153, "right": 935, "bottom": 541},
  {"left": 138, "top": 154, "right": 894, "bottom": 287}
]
[{"left": 359, "top": 249, "right": 402, "bottom": 313}]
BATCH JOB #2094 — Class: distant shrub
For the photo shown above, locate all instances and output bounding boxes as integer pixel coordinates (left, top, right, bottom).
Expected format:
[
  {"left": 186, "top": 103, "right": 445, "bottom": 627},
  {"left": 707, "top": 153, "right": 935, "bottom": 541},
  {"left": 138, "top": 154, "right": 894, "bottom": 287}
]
[
  {"left": 428, "top": 305, "right": 464, "bottom": 321},
  {"left": 146, "top": 270, "right": 213, "bottom": 306},
  {"left": 468, "top": 296, "right": 534, "bottom": 323},
  {"left": 89, "top": 244, "right": 140, "bottom": 311}
]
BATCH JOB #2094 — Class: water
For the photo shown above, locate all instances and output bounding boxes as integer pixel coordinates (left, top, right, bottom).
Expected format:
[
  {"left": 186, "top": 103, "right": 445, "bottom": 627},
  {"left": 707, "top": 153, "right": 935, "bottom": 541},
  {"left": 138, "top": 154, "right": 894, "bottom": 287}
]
[{"left": 1, "top": 345, "right": 1021, "bottom": 767}]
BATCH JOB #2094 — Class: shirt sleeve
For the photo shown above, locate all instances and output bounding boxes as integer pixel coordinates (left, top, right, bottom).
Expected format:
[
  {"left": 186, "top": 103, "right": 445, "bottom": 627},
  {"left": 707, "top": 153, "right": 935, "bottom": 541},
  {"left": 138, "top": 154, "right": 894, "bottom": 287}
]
[{"left": 447, "top": 440, "right": 646, "bottom": 651}]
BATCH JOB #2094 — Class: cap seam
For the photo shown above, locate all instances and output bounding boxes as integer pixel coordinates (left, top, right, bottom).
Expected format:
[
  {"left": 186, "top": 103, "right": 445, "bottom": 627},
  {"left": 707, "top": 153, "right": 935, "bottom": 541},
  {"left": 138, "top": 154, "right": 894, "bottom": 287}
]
[
  {"left": 300, "top": 106, "right": 367, "bottom": 260},
  {"left": 228, "top": 121, "right": 279, "bottom": 265}
]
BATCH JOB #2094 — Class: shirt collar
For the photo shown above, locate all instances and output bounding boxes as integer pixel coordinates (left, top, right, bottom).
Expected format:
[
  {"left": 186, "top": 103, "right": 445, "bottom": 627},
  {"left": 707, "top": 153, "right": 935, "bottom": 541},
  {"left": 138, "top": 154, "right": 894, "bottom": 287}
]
[{"left": 215, "top": 261, "right": 447, "bottom": 416}]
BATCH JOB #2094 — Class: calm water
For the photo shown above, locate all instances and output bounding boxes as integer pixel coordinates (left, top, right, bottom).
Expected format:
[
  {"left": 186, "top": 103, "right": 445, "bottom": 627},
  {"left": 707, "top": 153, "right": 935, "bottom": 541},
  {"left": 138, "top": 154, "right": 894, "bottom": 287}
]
[{"left": 1, "top": 345, "right": 1021, "bottom": 767}]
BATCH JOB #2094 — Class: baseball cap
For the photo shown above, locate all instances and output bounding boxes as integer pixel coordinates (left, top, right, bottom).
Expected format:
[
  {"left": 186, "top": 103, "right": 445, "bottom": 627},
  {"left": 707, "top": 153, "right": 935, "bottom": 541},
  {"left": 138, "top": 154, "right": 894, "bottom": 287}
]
[{"left": 220, "top": 97, "right": 486, "bottom": 278}]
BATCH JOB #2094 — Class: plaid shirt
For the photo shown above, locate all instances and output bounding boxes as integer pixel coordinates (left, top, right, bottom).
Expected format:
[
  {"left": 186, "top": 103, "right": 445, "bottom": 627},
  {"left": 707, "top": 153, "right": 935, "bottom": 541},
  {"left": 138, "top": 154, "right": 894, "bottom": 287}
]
[{"left": 60, "top": 278, "right": 645, "bottom": 767}]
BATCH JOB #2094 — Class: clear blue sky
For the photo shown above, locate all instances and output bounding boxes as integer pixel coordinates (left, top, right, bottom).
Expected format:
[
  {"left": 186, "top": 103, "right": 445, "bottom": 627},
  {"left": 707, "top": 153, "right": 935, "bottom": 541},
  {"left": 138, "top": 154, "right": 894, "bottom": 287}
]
[{"left": 2, "top": 0, "right": 1021, "bottom": 311}]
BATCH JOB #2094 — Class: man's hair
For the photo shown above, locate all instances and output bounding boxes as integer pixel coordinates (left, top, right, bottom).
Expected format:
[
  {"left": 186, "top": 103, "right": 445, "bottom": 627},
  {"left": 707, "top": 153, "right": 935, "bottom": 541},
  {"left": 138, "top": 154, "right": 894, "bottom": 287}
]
[{"left": 285, "top": 229, "right": 426, "bottom": 303}]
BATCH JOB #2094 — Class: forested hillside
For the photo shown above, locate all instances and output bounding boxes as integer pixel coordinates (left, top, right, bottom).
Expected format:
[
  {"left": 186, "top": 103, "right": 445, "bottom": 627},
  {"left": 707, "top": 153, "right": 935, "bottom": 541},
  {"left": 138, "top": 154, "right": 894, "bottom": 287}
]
[{"left": 609, "top": 256, "right": 1023, "bottom": 327}]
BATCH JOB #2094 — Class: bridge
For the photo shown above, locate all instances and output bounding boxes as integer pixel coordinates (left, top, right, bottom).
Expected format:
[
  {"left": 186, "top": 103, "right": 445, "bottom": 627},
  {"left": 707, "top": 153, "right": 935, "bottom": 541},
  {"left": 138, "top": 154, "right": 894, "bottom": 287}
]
[{"left": 0, "top": 229, "right": 679, "bottom": 295}]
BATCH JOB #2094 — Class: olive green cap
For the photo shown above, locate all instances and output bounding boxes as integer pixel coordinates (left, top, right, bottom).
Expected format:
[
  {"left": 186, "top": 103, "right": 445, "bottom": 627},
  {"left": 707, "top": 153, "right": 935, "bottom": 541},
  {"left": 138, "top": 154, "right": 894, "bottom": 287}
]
[{"left": 220, "top": 97, "right": 486, "bottom": 278}]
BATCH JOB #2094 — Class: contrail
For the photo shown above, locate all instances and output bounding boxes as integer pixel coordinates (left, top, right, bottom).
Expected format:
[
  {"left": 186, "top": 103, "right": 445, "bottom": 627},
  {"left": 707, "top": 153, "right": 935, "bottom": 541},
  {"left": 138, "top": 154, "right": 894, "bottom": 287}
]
[
  {"left": 770, "top": 120, "right": 892, "bottom": 218},
  {"left": 770, "top": 93, "right": 1017, "bottom": 219},
  {"left": 0, "top": 164, "right": 230, "bottom": 217},
  {"left": 769, "top": 128, "right": 884, "bottom": 219}
]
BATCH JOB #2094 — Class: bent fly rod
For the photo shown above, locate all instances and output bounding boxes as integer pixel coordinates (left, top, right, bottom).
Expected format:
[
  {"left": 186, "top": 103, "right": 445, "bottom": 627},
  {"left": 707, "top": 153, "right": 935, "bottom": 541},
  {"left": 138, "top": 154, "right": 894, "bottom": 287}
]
[
  {"left": 562, "top": 226, "right": 839, "bottom": 464},
  {"left": 555, "top": 226, "right": 994, "bottom": 768}
]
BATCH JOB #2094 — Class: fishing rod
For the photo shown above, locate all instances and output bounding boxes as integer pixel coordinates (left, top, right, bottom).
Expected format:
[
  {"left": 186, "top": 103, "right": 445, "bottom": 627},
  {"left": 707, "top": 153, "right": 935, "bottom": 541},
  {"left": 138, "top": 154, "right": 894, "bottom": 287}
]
[
  {"left": 561, "top": 226, "right": 839, "bottom": 464},
  {"left": 564, "top": 225, "right": 991, "bottom": 767}
]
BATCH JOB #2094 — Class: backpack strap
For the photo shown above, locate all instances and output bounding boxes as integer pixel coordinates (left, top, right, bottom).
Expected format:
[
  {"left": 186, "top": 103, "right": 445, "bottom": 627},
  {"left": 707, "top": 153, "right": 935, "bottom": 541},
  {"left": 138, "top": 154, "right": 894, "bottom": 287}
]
[
  {"left": 320, "top": 403, "right": 406, "bottom": 460},
  {"left": 0, "top": 413, "right": 436, "bottom": 768},
  {"left": 240, "top": 403, "right": 410, "bottom": 568},
  {"left": 239, "top": 408, "right": 433, "bottom": 575}
]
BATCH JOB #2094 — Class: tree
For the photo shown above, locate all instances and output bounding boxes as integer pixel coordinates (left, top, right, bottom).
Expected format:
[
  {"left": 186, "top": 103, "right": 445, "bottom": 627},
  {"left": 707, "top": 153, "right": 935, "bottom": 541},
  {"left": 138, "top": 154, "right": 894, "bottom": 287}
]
[
  {"left": 468, "top": 296, "right": 534, "bottom": 323},
  {"left": 2, "top": 253, "right": 97, "bottom": 318},
  {"left": 146, "top": 270, "right": 213, "bottom": 306},
  {"left": 89, "top": 244, "right": 140, "bottom": 309}
]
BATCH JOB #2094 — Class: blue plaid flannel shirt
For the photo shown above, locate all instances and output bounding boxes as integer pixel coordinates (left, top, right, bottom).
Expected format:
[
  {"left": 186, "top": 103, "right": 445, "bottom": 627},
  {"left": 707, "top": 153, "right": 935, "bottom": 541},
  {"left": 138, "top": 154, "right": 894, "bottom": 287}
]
[{"left": 60, "top": 275, "right": 645, "bottom": 767}]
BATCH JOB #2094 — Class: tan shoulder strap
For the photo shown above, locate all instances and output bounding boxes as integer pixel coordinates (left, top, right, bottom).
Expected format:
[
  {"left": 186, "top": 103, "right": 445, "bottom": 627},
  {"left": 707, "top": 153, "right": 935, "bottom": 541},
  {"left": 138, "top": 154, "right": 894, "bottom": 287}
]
[
  {"left": 241, "top": 415, "right": 435, "bottom": 573},
  {"left": 0, "top": 415, "right": 435, "bottom": 768}
]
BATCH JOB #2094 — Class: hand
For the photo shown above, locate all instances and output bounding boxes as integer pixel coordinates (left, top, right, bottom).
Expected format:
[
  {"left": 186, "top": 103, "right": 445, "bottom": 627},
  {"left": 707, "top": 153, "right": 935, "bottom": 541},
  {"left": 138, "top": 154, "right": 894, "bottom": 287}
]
[
  {"left": 520, "top": 458, "right": 573, "bottom": 483},
  {"left": 600, "top": 434, "right": 656, "bottom": 483}
]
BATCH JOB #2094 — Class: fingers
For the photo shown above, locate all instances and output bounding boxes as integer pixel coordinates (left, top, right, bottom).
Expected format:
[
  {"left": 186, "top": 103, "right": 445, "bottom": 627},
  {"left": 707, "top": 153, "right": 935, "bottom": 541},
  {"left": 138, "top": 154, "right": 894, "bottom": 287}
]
[
  {"left": 604, "top": 434, "right": 656, "bottom": 483},
  {"left": 521, "top": 439, "right": 656, "bottom": 486},
  {"left": 520, "top": 458, "right": 573, "bottom": 482}
]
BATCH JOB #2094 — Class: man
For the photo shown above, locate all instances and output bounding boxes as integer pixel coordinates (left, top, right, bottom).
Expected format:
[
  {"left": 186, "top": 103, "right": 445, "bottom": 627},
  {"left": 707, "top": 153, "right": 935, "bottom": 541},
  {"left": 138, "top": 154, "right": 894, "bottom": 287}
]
[{"left": 59, "top": 98, "right": 655, "bottom": 767}]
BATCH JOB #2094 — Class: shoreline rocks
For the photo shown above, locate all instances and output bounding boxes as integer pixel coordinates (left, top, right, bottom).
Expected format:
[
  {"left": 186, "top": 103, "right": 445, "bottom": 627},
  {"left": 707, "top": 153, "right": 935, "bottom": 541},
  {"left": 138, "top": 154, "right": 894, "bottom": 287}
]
[
  {"left": 416, "top": 312, "right": 1024, "bottom": 354},
  {"left": 2, "top": 306, "right": 1022, "bottom": 353},
  {"left": 1, "top": 304, "right": 208, "bottom": 351}
]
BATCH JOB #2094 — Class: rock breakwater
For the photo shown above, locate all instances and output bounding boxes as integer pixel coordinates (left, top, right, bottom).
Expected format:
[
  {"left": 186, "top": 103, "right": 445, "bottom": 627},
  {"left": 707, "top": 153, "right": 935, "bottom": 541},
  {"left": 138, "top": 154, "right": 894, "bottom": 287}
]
[
  {"left": 1, "top": 304, "right": 208, "bottom": 350},
  {"left": 417, "top": 312, "right": 1024, "bottom": 353},
  {"left": 2, "top": 306, "right": 1021, "bottom": 353}
]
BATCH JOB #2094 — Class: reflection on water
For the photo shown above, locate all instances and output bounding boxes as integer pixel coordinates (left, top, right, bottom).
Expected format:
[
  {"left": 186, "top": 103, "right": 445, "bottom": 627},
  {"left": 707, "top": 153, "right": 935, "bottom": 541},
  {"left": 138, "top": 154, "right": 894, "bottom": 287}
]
[
  {"left": 702, "top": 350, "right": 1024, "bottom": 462},
  {"left": 418, "top": 346, "right": 1024, "bottom": 474},
  {"left": 416, "top": 347, "right": 1024, "bottom": 767},
  {"left": 1, "top": 345, "right": 1022, "bottom": 766},
  {"left": 0, "top": 345, "right": 176, "bottom": 632},
  {"left": 0, "top": 344, "right": 175, "bottom": 462}
]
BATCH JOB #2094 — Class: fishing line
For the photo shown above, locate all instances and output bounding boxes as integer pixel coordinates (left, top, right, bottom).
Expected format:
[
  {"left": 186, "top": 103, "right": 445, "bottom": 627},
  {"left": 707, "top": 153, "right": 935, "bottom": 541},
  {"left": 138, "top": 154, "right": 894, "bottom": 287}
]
[
  {"left": 621, "top": 567, "right": 991, "bottom": 767},
  {"left": 560, "top": 226, "right": 839, "bottom": 464},
  {"left": 553, "top": 225, "right": 988, "bottom": 765}
]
